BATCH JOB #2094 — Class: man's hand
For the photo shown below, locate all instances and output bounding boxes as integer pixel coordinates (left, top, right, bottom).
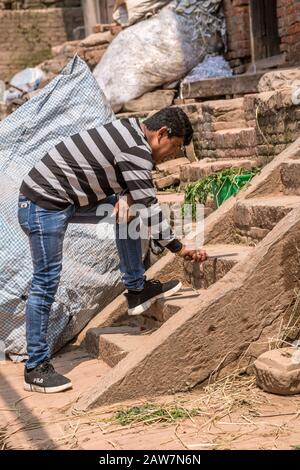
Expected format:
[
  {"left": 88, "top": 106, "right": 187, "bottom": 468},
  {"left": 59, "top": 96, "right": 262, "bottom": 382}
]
[
  {"left": 113, "top": 193, "right": 135, "bottom": 224},
  {"left": 176, "top": 245, "right": 207, "bottom": 263}
]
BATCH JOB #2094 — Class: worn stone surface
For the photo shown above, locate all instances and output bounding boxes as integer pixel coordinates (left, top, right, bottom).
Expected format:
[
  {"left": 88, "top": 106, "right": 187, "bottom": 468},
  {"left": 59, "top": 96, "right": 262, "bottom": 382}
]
[
  {"left": 156, "top": 157, "right": 190, "bottom": 176},
  {"left": 74, "top": 203, "right": 300, "bottom": 409},
  {"left": 183, "top": 244, "right": 253, "bottom": 289},
  {"left": 254, "top": 348, "right": 300, "bottom": 395},
  {"left": 80, "top": 31, "right": 112, "bottom": 47},
  {"left": 212, "top": 128, "right": 257, "bottom": 149},
  {"left": 202, "top": 98, "right": 245, "bottom": 118},
  {"left": 72, "top": 138, "right": 300, "bottom": 410},
  {"left": 156, "top": 192, "right": 185, "bottom": 206},
  {"left": 75, "top": 250, "right": 188, "bottom": 347},
  {"left": 154, "top": 174, "right": 180, "bottom": 190},
  {"left": 281, "top": 160, "right": 300, "bottom": 195},
  {"left": 258, "top": 69, "right": 300, "bottom": 93},
  {"left": 86, "top": 326, "right": 145, "bottom": 367},
  {"left": 234, "top": 196, "right": 300, "bottom": 232}
]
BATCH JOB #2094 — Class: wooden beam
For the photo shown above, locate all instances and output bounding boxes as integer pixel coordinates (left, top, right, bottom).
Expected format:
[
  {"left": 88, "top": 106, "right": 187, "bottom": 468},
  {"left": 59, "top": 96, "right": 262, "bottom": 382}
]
[{"left": 180, "top": 72, "right": 265, "bottom": 99}]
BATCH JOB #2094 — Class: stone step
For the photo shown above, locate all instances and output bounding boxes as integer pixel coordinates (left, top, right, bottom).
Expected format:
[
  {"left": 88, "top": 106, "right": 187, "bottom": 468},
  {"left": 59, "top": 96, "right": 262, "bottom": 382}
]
[
  {"left": 212, "top": 127, "right": 257, "bottom": 149},
  {"left": 156, "top": 157, "right": 190, "bottom": 176},
  {"left": 157, "top": 192, "right": 185, "bottom": 207},
  {"left": 234, "top": 195, "right": 300, "bottom": 241},
  {"left": 201, "top": 98, "right": 245, "bottom": 117},
  {"left": 154, "top": 174, "right": 180, "bottom": 190},
  {"left": 198, "top": 148, "right": 257, "bottom": 159},
  {"left": 202, "top": 120, "right": 248, "bottom": 132},
  {"left": 140, "top": 287, "right": 201, "bottom": 324},
  {"left": 85, "top": 326, "right": 146, "bottom": 366},
  {"left": 183, "top": 244, "right": 253, "bottom": 289},
  {"left": 280, "top": 160, "right": 300, "bottom": 195},
  {"left": 180, "top": 158, "right": 258, "bottom": 185}
]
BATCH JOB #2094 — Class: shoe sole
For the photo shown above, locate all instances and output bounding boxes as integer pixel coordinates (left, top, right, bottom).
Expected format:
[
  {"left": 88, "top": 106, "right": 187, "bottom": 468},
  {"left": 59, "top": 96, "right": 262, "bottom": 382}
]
[
  {"left": 23, "top": 381, "right": 73, "bottom": 393},
  {"left": 128, "top": 281, "right": 182, "bottom": 316}
]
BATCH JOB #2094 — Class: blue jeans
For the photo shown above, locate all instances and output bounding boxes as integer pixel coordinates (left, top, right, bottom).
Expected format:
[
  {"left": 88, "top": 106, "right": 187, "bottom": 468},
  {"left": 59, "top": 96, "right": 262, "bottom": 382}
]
[{"left": 17, "top": 193, "right": 145, "bottom": 369}]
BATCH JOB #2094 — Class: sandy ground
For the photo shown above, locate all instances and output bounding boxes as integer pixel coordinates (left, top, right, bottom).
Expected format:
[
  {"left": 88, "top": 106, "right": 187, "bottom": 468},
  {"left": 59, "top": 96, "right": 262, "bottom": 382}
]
[{"left": 1, "top": 346, "right": 300, "bottom": 451}]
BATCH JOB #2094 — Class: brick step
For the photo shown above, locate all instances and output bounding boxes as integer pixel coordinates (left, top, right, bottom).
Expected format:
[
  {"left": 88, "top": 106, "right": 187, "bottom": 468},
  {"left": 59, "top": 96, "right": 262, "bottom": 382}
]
[
  {"left": 139, "top": 287, "right": 201, "bottom": 325},
  {"left": 202, "top": 120, "right": 248, "bottom": 132},
  {"left": 196, "top": 148, "right": 257, "bottom": 159},
  {"left": 201, "top": 98, "right": 245, "bottom": 118},
  {"left": 157, "top": 192, "right": 185, "bottom": 206},
  {"left": 85, "top": 326, "right": 146, "bottom": 366},
  {"left": 155, "top": 157, "right": 190, "bottom": 176},
  {"left": 180, "top": 158, "right": 258, "bottom": 185},
  {"left": 234, "top": 195, "right": 300, "bottom": 242},
  {"left": 154, "top": 174, "right": 180, "bottom": 190},
  {"left": 153, "top": 158, "right": 191, "bottom": 190},
  {"left": 156, "top": 191, "right": 215, "bottom": 222},
  {"left": 280, "top": 160, "right": 300, "bottom": 195},
  {"left": 85, "top": 288, "right": 200, "bottom": 363},
  {"left": 211, "top": 127, "right": 257, "bottom": 149},
  {"left": 183, "top": 244, "right": 253, "bottom": 289}
]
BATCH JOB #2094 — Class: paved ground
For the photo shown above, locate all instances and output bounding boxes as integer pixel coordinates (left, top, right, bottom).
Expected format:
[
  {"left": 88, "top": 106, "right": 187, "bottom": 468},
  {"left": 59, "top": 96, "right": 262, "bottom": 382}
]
[{"left": 1, "top": 346, "right": 300, "bottom": 450}]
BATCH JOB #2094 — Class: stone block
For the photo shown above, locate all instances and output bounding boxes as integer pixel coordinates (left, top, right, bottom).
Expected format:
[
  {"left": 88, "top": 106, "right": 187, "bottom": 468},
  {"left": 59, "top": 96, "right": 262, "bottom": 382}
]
[{"left": 254, "top": 347, "right": 300, "bottom": 395}]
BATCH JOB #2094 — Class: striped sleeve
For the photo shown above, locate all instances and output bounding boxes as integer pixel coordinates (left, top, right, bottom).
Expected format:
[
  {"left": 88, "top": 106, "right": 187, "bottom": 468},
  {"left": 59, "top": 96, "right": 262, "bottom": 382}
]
[{"left": 115, "top": 147, "right": 182, "bottom": 252}]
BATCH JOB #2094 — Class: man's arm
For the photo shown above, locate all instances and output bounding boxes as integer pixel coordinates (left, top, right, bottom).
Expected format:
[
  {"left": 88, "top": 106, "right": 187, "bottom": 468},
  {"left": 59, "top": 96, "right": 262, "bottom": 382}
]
[{"left": 115, "top": 146, "right": 182, "bottom": 252}]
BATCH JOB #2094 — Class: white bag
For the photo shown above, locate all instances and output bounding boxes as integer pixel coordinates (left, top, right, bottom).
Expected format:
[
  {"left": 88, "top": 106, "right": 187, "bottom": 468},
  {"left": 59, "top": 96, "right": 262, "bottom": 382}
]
[
  {"left": 95, "top": 0, "right": 225, "bottom": 112},
  {"left": 113, "top": 0, "right": 170, "bottom": 25}
]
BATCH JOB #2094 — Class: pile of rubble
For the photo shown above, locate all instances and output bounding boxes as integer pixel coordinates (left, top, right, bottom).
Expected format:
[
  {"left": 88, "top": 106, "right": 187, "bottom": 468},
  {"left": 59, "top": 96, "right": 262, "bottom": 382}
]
[
  {"left": 41, "top": 23, "right": 122, "bottom": 82},
  {"left": 1, "top": 0, "right": 229, "bottom": 115}
]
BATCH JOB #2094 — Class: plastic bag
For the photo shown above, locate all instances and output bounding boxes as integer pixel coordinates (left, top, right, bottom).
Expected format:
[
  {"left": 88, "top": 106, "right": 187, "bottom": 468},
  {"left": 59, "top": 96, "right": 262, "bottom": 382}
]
[
  {"left": 0, "top": 55, "right": 129, "bottom": 362},
  {"left": 113, "top": 0, "right": 170, "bottom": 25},
  {"left": 4, "top": 67, "right": 46, "bottom": 103},
  {"left": 94, "top": 0, "right": 225, "bottom": 112},
  {"left": 182, "top": 55, "right": 232, "bottom": 84}
]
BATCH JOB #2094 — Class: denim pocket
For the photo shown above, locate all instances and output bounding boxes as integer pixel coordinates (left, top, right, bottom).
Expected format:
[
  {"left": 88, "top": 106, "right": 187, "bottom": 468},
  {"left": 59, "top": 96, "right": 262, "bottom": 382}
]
[{"left": 18, "top": 197, "right": 30, "bottom": 235}]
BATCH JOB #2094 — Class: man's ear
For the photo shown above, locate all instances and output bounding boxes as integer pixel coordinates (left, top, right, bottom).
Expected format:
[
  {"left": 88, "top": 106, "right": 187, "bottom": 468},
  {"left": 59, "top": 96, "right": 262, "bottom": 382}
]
[{"left": 157, "top": 126, "right": 170, "bottom": 142}]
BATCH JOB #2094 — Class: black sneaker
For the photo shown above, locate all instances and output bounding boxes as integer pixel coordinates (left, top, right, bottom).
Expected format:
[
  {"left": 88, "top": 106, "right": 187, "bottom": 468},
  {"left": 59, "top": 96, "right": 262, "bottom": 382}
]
[
  {"left": 125, "top": 279, "right": 182, "bottom": 316},
  {"left": 24, "top": 359, "right": 72, "bottom": 394}
]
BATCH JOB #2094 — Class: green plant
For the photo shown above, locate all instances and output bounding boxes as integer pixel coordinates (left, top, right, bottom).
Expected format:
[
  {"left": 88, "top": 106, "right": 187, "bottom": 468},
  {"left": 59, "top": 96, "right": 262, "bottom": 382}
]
[
  {"left": 114, "top": 402, "right": 202, "bottom": 426},
  {"left": 184, "top": 166, "right": 260, "bottom": 219}
]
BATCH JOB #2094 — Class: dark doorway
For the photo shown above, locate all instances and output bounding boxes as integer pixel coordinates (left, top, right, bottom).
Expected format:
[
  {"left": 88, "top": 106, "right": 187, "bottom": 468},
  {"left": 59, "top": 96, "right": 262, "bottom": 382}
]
[{"left": 249, "top": 0, "right": 280, "bottom": 61}]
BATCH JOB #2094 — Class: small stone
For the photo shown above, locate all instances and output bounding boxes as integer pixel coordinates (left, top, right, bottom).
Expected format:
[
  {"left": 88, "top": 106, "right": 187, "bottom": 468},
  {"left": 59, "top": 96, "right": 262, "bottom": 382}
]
[
  {"left": 154, "top": 174, "right": 180, "bottom": 190},
  {"left": 254, "top": 347, "right": 300, "bottom": 395},
  {"left": 80, "top": 32, "right": 112, "bottom": 48}
]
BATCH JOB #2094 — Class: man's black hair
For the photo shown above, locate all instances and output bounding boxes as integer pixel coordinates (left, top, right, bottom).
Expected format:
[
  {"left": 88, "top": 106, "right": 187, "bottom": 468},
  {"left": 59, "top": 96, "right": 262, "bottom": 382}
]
[{"left": 143, "top": 107, "right": 193, "bottom": 146}]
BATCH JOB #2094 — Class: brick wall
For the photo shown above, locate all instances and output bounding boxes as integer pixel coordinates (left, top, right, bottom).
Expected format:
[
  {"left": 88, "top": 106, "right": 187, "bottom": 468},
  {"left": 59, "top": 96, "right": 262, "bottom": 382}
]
[
  {"left": 0, "top": 8, "right": 83, "bottom": 80},
  {"left": 223, "top": 0, "right": 299, "bottom": 73},
  {"left": 277, "top": 0, "right": 300, "bottom": 65},
  {"left": 0, "top": 0, "right": 80, "bottom": 8},
  {"left": 244, "top": 89, "right": 300, "bottom": 160},
  {"left": 178, "top": 88, "right": 299, "bottom": 164},
  {"left": 223, "top": 0, "right": 251, "bottom": 74}
]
